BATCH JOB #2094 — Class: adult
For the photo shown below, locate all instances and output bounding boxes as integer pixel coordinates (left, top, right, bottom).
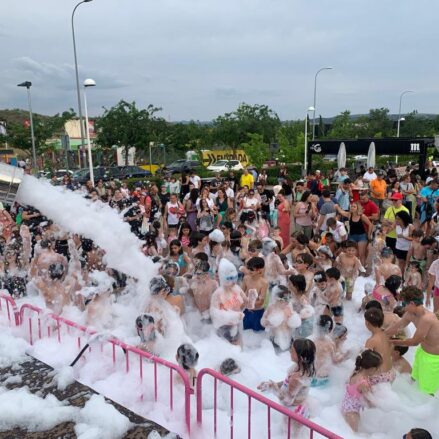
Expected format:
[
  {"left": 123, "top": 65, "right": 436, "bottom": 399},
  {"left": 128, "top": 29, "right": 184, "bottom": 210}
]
[
  {"left": 359, "top": 192, "right": 380, "bottom": 222},
  {"left": 335, "top": 179, "right": 352, "bottom": 211},
  {"left": 394, "top": 210, "right": 414, "bottom": 274},
  {"left": 363, "top": 167, "right": 377, "bottom": 184},
  {"left": 257, "top": 169, "right": 268, "bottom": 185},
  {"left": 240, "top": 168, "right": 254, "bottom": 190},
  {"left": 420, "top": 178, "right": 439, "bottom": 233},
  {"left": 256, "top": 182, "right": 273, "bottom": 221},
  {"left": 180, "top": 172, "right": 190, "bottom": 200},
  {"left": 293, "top": 181, "right": 306, "bottom": 202},
  {"left": 184, "top": 188, "right": 199, "bottom": 231},
  {"left": 215, "top": 188, "right": 233, "bottom": 225},
  {"left": 400, "top": 173, "right": 417, "bottom": 219},
  {"left": 370, "top": 171, "right": 387, "bottom": 213},
  {"left": 223, "top": 180, "right": 235, "bottom": 201},
  {"left": 386, "top": 286, "right": 439, "bottom": 396},
  {"left": 383, "top": 192, "right": 409, "bottom": 251},
  {"left": 402, "top": 429, "right": 432, "bottom": 439},
  {"left": 164, "top": 193, "right": 184, "bottom": 231},
  {"left": 276, "top": 190, "right": 291, "bottom": 249},
  {"left": 317, "top": 189, "right": 337, "bottom": 233},
  {"left": 189, "top": 170, "right": 201, "bottom": 190},
  {"left": 293, "top": 190, "right": 317, "bottom": 239}
]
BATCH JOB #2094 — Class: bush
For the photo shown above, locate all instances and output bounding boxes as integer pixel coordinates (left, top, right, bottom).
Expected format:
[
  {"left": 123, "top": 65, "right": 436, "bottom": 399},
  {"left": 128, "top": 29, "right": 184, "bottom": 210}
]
[{"left": 124, "top": 176, "right": 162, "bottom": 189}]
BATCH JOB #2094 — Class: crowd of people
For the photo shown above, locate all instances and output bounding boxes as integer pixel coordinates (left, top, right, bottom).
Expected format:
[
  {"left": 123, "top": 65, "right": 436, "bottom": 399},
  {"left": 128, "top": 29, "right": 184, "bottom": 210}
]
[{"left": 0, "top": 161, "right": 438, "bottom": 437}]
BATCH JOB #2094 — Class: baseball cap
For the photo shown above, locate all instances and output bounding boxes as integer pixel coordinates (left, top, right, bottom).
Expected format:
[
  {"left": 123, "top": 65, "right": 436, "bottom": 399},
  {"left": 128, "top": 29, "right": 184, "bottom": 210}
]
[{"left": 390, "top": 192, "right": 403, "bottom": 200}]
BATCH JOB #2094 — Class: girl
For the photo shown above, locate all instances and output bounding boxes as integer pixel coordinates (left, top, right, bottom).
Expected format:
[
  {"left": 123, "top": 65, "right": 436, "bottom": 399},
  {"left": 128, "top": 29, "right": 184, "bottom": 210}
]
[
  {"left": 178, "top": 222, "right": 192, "bottom": 249},
  {"left": 197, "top": 199, "right": 216, "bottom": 235},
  {"left": 184, "top": 188, "right": 199, "bottom": 232},
  {"left": 168, "top": 239, "right": 191, "bottom": 275},
  {"left": 341, "top": 349, "right": 382, "bottom": 432},
  {"left": 258, "top": 339, "right": 316, "bottom": 419},
  {"left": 394, "top": 210, "right": 414, "bottom": 274},
  {"left": 368, "top": 274, "right": 402, "bottom": 312},
  {"left": 293, "top": 191, "right": 316, "bottom": 239},
  {"left": 404, "top": 261, "right": 423, "bottom": 289},
  {"left": 289, "top": 274, "right": 315, "bottom": 338}
]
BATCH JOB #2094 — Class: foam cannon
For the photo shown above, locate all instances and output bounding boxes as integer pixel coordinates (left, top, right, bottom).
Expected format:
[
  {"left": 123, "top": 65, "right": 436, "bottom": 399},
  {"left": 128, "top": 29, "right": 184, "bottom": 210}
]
[{"left": 0, "top": 163, "right": 25, "bottom": 206}]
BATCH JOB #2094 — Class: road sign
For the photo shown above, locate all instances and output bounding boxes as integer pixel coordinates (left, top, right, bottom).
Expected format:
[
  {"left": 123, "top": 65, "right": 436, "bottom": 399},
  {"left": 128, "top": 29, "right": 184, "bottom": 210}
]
[{"left": 201, "top": 149, "right": 250, "bottom": 167}]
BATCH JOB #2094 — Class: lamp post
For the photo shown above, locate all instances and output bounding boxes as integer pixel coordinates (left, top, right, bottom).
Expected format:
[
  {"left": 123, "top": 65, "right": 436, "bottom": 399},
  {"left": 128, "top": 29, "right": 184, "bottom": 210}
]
[
  {"left": 312, "top": 66, "right": 333, "bottom": 140},
  {"left": 83, "top": 78, "right": 96, "bottom": 185},
  {"left": 17, "top": 81, "right": 37, "bottom": 171},
  {"left": 72, "top": 0, "right": 93, "bottom": 152},
  {"left": 396, "top": 90, "right": 414, "bottom": 164},
  {"left": 304, "top": 106, "right": 315, "bottom": 176}
]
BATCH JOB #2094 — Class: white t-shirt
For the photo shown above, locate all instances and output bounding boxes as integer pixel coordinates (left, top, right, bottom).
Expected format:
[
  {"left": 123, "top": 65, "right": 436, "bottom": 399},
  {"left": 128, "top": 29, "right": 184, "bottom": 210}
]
[
  {"left": 328, "top": 221, "right": 347, "bottom": 243},
  {"left": 428, "top": 259, "right": 439, "bottom": 288},
  {"left": 166, "top": 201, "right": 180, "bottom": 226},
  {"left": 196, "top": 197, "right": 214, "bottom": 211},
  {"left": 190, "top": 175, "right": 201, "bottom": 188},
  {"left": 225, "top": 188, "right": 235, "bottom": 199},
  {"left": 395, "top": 225, "right": 411, "bottom": 251},
  {"left": 363, "top": 171, "right": 377, "bottom": 182}
]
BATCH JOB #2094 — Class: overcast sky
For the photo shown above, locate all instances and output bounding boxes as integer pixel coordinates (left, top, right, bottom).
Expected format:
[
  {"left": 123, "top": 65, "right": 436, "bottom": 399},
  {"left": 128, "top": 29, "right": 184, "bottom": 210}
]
[{"left": 0, "top": 0, "right": 437, "bottom": 121}]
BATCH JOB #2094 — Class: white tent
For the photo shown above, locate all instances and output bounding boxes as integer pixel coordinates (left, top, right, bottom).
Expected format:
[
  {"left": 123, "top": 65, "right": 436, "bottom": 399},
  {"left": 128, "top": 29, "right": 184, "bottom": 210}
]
[
  {"left": 367, "top": 142, "right": 376, "bottom": 168},
  {"left": 337, "top": 142, "right": 346, "bottom": 169}
]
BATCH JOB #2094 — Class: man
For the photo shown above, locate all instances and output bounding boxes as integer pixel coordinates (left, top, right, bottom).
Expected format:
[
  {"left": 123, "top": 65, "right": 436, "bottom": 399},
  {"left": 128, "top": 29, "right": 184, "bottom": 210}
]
[
  {"left": 360, "top": 192, "right": 379, "bottom": 222},
  {"left": 420, "top": 178, "right": 439, "bottom": 231},
  {"left": 240, "top": 168, "right": 254, "bottom": 189},
  {"left": 189, "top": 170, "right": 201, "bottom": 190},
  {"left": 294, "top": 181, "right": 305, "bottom": 202},
  {"left": 370, "top": 171, "right": 387, "bottom": 212},
  {"left": 335, "top": 179, "right": 351, "bottom": 211},
  {"left": 383, "top": 192, "right": 409, "bottom": 250},
  {"left": 307, "top": 172, "right": 323, "bottom": 196},
  {"left": 363, "top": 166, "right": 377, "bottom": 183},
  {"left": 223, "top": 180, "right": 235, "bottom": 202},
  {"left": 317, "top": 189, "right": 337, "bottom": 233},
  {"left": 386, "top": 286, "right": 439, "bottom": 396},
  {"left": 256, "top": 182, "right": 273, "bottom": 220}
]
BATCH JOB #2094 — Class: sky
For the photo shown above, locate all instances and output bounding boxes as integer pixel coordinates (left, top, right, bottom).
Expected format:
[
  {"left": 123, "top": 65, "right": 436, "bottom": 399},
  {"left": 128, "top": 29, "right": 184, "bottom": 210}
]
[{"left": 0, "top": 0, "right": 438, "bottom": 121}]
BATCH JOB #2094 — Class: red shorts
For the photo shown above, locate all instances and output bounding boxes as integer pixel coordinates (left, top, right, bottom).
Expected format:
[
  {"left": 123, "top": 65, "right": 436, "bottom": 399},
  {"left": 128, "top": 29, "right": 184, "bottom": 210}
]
[{"left": 434, "top": 287, "right": 439, "bottom": 297}]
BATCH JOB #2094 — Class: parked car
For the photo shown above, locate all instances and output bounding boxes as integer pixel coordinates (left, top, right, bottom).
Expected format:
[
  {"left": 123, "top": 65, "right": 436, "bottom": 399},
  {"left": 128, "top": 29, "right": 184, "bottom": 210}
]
[
  {"left": 53, "top": 169, "right": 74, "bottom": 182},
  {"left": 72, "top": 167, "right": 109, "bottom": 184},
  {"left": 207, "top": 160, "right": 244, "bottom": 173},
  {"left": 161, "top": 160, "right": 201, "bottom": 174},
  {"left": 108, "top": 166, "right": 151, "bottom": 180}
]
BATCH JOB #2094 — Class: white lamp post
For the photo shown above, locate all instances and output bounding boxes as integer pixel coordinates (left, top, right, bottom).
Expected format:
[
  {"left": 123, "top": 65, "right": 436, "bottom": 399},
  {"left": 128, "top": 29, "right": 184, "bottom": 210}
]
[
  {"left": 396, "top": 90, "right": 414, "bottom": 164},
  {"left": 304, "top": 106, "right": 315, "bottom": 176},
  {"left": 83, "top": 78, "right": 96, "bottom": 185},
  {"left": 312, "top": 67, "right": 333, "bottom": 140}
]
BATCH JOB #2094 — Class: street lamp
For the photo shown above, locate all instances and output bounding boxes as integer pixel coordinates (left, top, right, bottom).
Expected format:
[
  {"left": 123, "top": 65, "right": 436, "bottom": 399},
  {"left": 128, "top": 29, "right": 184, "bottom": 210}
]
[
  {"left": 72, "top": 0, "right": 93, "bottom": 153},
  {"left": 396, "top": 90, "right": 414, "bottom": 164},
  {"left": 83, "top": 78, "right": 96, "bottom": 185},
  {"left": 17, "top": 81, "right": 37, "bottom": 171},
  {"left": 304, "top": 106, "right": 315, "bottom": 176},
  {"left": 312, "top": 67, "right": 333, "bottom": 140}
]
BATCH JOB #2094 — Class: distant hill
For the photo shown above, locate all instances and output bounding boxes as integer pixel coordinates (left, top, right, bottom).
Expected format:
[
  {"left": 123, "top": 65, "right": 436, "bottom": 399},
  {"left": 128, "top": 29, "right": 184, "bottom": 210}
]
[{"left": 0, "top": 108, "right": 50, "bottom": 125}]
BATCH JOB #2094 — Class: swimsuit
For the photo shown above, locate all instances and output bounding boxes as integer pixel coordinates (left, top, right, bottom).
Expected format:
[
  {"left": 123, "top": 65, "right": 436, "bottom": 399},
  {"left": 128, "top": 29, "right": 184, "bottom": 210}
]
[
  {"left": 411, "top": 346, "right": 439, "bottom": 395},
  {"left": 341, "top": 378, "right": 368, "bottom": 414},
  {"left": 310, "top": 376, "right": 329, "bottom": 388},
  {"left": 369, "top": 369, "right": 396, "bottom": 385}
]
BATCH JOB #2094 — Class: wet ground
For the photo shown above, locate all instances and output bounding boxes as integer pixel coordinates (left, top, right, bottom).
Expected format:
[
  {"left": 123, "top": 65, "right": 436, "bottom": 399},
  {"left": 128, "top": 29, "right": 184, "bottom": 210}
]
[{"left": 0, "top": 356, "right": 179, "bottom": 439}]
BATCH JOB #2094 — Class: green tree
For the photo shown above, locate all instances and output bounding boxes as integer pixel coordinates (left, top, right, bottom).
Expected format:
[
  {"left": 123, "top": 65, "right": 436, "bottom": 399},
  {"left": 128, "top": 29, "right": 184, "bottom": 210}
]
[
  {"left": 327, "top": 110, "right": 359, "bottom": 138},
  {"left": 399, "top": 111, "right": 435, "bottom": 137},
  {"left": 95, "top": 101, "right": 164, "bottom": 165},
  {"left": 241, "top": 133, "right": 269, "bottom": 168},
  {"left": 276, "top": 120, "right": 305, "bottom": 163},
  {"left": 363, "top": 108, "right": 393, "bottom": 137}
]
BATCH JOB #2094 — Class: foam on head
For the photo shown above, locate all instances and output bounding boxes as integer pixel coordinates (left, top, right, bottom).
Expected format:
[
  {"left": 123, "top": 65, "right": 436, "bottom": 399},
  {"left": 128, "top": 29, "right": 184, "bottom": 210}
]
[{"left": 218, "top": 258, "right": 238, "bottom": 286}]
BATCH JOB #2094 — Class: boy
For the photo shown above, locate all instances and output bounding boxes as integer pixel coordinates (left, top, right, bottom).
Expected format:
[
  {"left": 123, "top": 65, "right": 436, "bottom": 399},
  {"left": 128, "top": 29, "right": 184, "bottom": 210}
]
[
  {"left": 392, "top": 346, "right": 412, "bottom": 375},
  {"left": 310, "top": 271, "right": 330, "bottom": 316},
  {"left": 364, "top": 308, "right": 395, "bottom": 384},
  {"left": 375, "top": 247, "right": 402, "bottom": 285},
  {"left": 242, "top": 257, "right": 268, "bottom": 332},
  {"left": 325, "top": 267, "right": 344, "bottom": 323},
  {"left": 335, "top": 240, "right": 365, "bottom": 300},
  {"left": 294, "top": 252, "right": 315, "bottom": 295},
  {"left": 406, "top": 229, "right": 427, "bottom": 277}
]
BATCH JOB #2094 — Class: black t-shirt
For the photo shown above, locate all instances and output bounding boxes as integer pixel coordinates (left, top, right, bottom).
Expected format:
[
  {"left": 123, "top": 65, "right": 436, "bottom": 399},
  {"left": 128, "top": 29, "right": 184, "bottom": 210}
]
[
  {"left": 282, "top": 182, "right": 293, "bottom": 196},
  {"left": 258, "top": 189, "right": 273, "bottom": 212},
  {"left": 159, "top": 193, "right": 170, "bottom": 213}
]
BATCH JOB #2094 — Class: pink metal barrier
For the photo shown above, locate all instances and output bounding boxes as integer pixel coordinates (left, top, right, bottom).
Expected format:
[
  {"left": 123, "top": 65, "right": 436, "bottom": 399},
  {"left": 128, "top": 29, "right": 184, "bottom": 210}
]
[
  {"left": 196, "top": 368, "right": 342, "bottom": 439},
  {"left": 0, "top": 292, "right": 20, "bottom": 326}
]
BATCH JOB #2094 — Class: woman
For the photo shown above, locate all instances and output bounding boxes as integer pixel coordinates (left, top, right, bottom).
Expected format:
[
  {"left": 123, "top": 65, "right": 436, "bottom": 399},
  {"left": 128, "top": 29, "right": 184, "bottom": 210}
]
[
  {"left": 184, "top": 188, "right": 199, "bottom": 232},
  {"left": 198, "top": 199, "right": 216, "bottom": 235},
  {"left": 0, "top": 205, "right": 14, "bottom": 242},
  {"left": 241, "top": 189, "right": 260, "bottom": 222},
  {"left": 400, "top": 174, "right": 416, "bottom": 219},
  {"left": 337, "top": 201, "right": 372, "bottom": 267},
  {"left": 257, "top": 169, "right": 268, "bottom": 185},
  {"left": 293, "top": 191, "right": 316, "bottom": 239},
  {"left": 394, "top": 210, "right": 414, "bottom": 274},
  {"left": 180, "top": 172, "right": 190, "bottom": 201},
  {"left": 387, "top": 180, "right": 402, "bottom": 199},
  {"left": 277, "top": 190, "right": 291, "bottom": 249},
  {"left": 215, "top": 188, "right": 232, "bottom": 226}
]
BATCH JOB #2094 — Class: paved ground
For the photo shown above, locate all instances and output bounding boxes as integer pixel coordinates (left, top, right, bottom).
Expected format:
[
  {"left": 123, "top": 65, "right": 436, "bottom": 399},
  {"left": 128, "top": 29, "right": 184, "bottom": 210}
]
[{"left": 0, "top": 356, "right": 179, "bottom": 439}]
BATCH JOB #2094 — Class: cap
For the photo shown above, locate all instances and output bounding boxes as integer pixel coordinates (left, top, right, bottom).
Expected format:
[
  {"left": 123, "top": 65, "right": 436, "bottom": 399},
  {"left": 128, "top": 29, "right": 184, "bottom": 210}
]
[{"left": 390, "top": 192, "right": 403, "bottom": 200}]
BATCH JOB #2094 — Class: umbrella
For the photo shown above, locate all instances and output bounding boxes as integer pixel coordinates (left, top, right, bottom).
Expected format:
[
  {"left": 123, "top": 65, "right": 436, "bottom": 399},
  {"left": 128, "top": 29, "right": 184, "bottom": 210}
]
[
  {"left": 337, "top": 142, "right": 346, "bottom": 169},
  {"left": 367, "top": 142, "right": 376, "bottom": 168}
]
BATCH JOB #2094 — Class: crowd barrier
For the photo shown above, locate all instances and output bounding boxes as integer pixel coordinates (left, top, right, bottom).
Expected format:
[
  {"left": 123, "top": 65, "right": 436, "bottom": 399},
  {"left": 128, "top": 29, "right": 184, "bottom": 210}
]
[{"left": 1, "top": 297, "right": 341, "bottom": 439}]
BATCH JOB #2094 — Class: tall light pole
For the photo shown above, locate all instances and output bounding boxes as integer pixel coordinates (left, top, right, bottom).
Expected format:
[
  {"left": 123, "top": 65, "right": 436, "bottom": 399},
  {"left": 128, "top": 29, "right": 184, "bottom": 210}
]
[
  {"left": 83, "top": 78, "right": 96, "bottom": 186},
  {"left": 396, "top": 90, "right": 414, "bottom": 164},
  {"left": 17, "top": 81, "right": 37, "bottom": 171},
  {"left": 72, "top": 0, "right": 93, "bottom": 153},
  {"left": 304, "top": 106, "right": 315, "bottom": 176},
  {"left": 312, "top": 66, "right": 333, "bottom": 140}
]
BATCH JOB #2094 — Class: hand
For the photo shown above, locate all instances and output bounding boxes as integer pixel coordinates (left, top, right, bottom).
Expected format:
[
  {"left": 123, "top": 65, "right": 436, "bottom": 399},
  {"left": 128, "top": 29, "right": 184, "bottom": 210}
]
[
  {"left": 257, "top": 380, "right": 275, "bottom": 391},
  {"left": 425, "top": 297, "right": 431, "bottom": 308}
]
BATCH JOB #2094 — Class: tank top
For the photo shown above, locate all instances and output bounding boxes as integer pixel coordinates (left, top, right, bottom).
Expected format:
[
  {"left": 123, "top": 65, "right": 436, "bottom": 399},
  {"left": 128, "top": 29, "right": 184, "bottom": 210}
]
[
  {"left": 349, "top": 216, "right": 366, "bottom": 235},
  {"left": 396, "top": 225, "right": 411, "bottom": 251}
]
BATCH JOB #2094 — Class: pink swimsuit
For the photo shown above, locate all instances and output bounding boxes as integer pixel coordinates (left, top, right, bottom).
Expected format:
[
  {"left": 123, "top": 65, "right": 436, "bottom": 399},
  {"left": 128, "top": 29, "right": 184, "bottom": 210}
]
[
  {"left": 372, "top": 286, "right": 391, "bottom": 304},
  {"left": 341, "top": 378, "right": 368, "bottom": 414}
]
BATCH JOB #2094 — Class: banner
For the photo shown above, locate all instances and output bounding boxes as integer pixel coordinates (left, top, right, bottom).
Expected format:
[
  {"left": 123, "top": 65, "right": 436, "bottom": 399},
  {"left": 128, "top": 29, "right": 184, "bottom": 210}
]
[{"left": 202, "top": 149, "right": 250, "bottom": 167}]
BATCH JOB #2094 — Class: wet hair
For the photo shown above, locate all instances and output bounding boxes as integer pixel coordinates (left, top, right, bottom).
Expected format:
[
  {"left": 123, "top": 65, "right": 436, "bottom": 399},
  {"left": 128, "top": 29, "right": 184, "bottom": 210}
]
[
  {"left": 364, "top": 300, "right": 383, "bottom": 311},
  {"left": 400, "top": 286, "right": 424, "bottom": 306},
  {"left": 326, "top": 267, "right": 341, "bottom": 281},
  {"left": 385, "top": 275, "right": 402, "bottom": 298},
  {"left": 135, "top": 314, "right": 155, "bottom": 342},
  {"left": 220, "top": 358, "right": 240, "bottom": 376},
  {"left": 194, "top": 259, "right": 210, "bottom": 274},
  {"left": 333, "top": 323, "right": 347, "bottom": 339},
  {"left": 393, "top": 305, "right": 406, "bottom": 318},
  {"left": 149, "top": 276, "right": 171, "bottom": 296},
  {"left": 314, "top": 271, "right": 327, "bottom": 283},
  {"left": 81, "top": 238, "right": 94, "bottom": 253},
  {"left": 40, "top": 239, "right": 52, "bottom": 250},
  {"left": 289, "top": 274, "right": 306, "bottom": 294},
  {"left": 291, "top": 338, "right": 316, "bottom": 377},
  {"left": 273, "top": 284, "right": 291, "bottom": 301},
  {"left": 169, "top": 239, "right": 183, "bottom": 255},
  {"left": 176, "top": 344, "right": 199, "bottom": 370},
  {"left": 296, "top": 234, "right": 309, "bottom": 246},
  {"left": 345, "top": 240, "right": 357, "bottom": 249},
  {"left": 408, "top": 260, "right": 422, "bottom": 274},
  {"left": 248, "top": 239, "right": 262, "bottom": 253},
  {"left": 318, "top": 315, "right": 334, "bottom": 334},
  {"left": 48, "top": 263, "right": 65, "bottom": 280},
  {"left": 408, "top": 429, "right": 432, "bottom": 439},
  {"left": 394, "top": 345, "right": 409, "bottom": 357},
  {"left": 247, "top": 256, "right": 265, "bottom": 271},
  {"left": 421, "top": 236, "right": 436, "bottom": 246},
  {"left": 353, "top": 349, "right": 382, "bottom": 375},
  {"left": 395, "top": 210, "right": 413, "bottom": 227},
  {"left": 364, "top": 308, "right": 384, "bottom": 328},
  {"left": 297, "top": 252, "right": 313, "bottom": 267},
  {"left": 189, "top": 232, "right": 205, "bottom": 248},
  {"left": 412, "top": 229, "right": 424, "bottom": 238},
  {"left": 381, "top": 246, "right": 394, "bottom": 258}
]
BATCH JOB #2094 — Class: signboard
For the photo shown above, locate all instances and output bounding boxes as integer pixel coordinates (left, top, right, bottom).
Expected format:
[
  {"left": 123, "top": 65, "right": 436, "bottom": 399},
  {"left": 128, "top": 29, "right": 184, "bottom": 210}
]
[{"left": 202, "top": 149, "right": 250, "bottom": 167}]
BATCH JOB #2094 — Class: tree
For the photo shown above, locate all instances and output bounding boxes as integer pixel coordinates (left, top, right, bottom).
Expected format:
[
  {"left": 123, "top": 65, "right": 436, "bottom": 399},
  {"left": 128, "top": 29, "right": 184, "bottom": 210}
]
[
  {"left": 0, "top": 109, "right": 75, "bottom": 156},
  {"left": 327, "top": 110, "right": 359, "bottom": 138},
  {"left": 363, "top": 108, "right": 393, "bottom": 137},
  {"left": 212, "top": 103, "right": 281, "bottom": 148},
  {"left": 399, "top": 111, "right": 435, "bottom": 137},
  {"left": 276, "top": 120, "right": 305, "bottom": 163},
  {"left": 241, "top": 133, "right": 269, "bottom": 168},
  {"left": 95, "top": 101, "right": 164, "bottom": 165}
]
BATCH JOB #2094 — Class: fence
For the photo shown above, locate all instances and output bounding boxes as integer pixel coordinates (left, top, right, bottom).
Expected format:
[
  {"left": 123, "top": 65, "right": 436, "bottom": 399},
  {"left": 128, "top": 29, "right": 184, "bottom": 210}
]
[
  {"left": 196, "top": 368, "right": 342, "bottom": 439},
  {"left": 1, "top": 297, "right": 341, "bottom": 439}
]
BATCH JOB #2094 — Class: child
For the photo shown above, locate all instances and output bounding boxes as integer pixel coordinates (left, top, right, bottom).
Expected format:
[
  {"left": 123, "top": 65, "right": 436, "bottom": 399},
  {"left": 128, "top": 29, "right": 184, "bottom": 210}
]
[
  {"left": 315, "top": 246, "right": 333, "bottom": 272},
  {"left": 341, "top": 350, "right": 383, "bottom": 432},
  {"left": 406, "top": 229, "right": 427, "bottom": 276},
  {"left": 335, "top": 240, "right": 365, "bottom": 300},
  {"left": 310, "top": 271, "right": 329, "bottom": 315},
  {"left": 375, "top": 247, "right": 402, "bottom": 285},
  {"left": 242, "top": 257, "right": 268, "bottom": 332},
  {"left": 289, "top": 274, "right": 315, "bottom": 338},
  {"left": 364, "top": 308, "right": 395, "bottom": 384},
  {"left": 391, "top": 345, "right": 412, "bottom": 375},
  {"left": 272, "top": 226, "right": 284, "bottom": 250},
  {"left": 258, "top": 339, "right": 316, "bottom": 419},
  {"left": 325, "top": 267, "right": 344, "bottom": 323},
  {"left": 405, "top": 261, "right": 423, "bottom": 290},
  {"left": 326, "top": 216, "right": 348, "bottom": 244},
  {"left": 219, "top": 358, "right": 241, "bottom": 376},
  {"left": 261, "top": 285, "right": 301, "bottom": 352},
  {"left": 136, "top": 313, "right": 157, "bottom": 355},
  {"left": 176, "top": 343, "right": 198, "bottom": 388},
  {"left": 293, "top": 252, "right": 315, "bottom": 294}
]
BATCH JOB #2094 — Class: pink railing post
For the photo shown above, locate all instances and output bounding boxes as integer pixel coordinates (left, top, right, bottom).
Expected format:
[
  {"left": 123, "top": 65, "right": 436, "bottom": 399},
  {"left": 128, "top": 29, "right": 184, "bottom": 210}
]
[{"left": 0, "top": 293, "right": 20, "bottom": 326}]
